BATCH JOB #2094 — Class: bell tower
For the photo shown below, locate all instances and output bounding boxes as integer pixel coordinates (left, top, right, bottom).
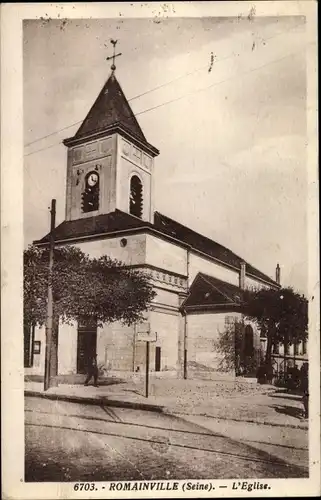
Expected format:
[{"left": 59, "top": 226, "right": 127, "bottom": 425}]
[{"left": 63, "top": 41, "right": 159, "bottom": 223}]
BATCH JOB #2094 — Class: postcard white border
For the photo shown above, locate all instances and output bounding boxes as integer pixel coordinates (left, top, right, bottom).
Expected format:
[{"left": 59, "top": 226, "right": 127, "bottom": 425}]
[{"left": 1, "top": 2, "right": 319, "bottom": 499}]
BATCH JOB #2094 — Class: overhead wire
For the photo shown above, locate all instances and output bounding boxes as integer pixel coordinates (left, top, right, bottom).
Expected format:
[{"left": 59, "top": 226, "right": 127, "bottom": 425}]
[
  {"left": 24, "top": 141, "right": 64, "bottom": 158},
  {"left": 24, "top": 20, "right": 304, "bottom": 151},
  {"left": 23, "top": 64, "right": 209, "bottom": 149},
  {"left": 133, "top": 48, "right": 304, "bottom": 119},
  {"left": 24, "top": 46, "right": 305, "bottom": 159}
]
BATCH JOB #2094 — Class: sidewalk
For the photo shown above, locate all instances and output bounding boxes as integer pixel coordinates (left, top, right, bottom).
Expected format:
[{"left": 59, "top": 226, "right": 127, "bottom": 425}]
[{"left": 25, "top": 376, "right": 308, "bottom": 429}]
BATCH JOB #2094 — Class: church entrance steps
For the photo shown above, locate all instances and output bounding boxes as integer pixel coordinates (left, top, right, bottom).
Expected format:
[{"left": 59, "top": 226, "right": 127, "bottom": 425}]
[{"left": 24, "top": 377, "right": 307, "bottom": 430}]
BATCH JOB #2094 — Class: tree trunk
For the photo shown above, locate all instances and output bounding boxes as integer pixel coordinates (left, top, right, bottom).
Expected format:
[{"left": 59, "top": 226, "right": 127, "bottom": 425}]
[{"left": 265, "top": 332, "right": 273, "bottom": 365}]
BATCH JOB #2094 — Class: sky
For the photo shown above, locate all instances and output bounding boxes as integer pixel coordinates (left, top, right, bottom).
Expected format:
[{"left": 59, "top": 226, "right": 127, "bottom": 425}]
[{"left": 23, "top": 15, "right": 308, "bottom": 294}]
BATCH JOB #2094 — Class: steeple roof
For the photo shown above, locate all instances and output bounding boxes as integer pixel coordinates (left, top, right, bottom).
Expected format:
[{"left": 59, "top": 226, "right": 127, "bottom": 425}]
[{"left": 74, "top": 73, "right": 146, "bottom": 142}]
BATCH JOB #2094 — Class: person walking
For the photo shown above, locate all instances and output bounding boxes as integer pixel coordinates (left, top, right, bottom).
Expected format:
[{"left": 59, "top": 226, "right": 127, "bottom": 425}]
[
  {"left": 300, "top": 362, "right": 309, "bottom": 418},
  {"left": 266, "top": 362, "right": 274, "bottom": 384},
  {"left": 256, "top": 362, "right": 266, "bottom": 384},
  {"left": 84, "top": 352, "right": 99, "bottom": 387}
]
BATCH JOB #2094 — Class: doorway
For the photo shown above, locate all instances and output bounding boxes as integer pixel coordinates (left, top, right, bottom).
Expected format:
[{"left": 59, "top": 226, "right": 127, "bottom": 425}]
[
  {"left": 77, "top": 317, "right": 97, "bottom": 374},
  {"left": 155, "top": 346, "right": 161, "bottom": 372},
  {"left": 244, "top": 325, "right": 254, "bottom": 357},
  {"left": 242, "top": 325, "right": 255, "bottom": 376}
]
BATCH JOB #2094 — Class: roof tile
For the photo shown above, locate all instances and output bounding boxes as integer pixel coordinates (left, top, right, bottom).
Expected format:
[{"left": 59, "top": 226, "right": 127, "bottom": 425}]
[
  {"left": 74, "top": 73, "right": 147, "bottom": 143},
  {"left": 183, "top": 272, "right": 243, "bottom": 309},
  {"left": 35, "top": 210, "right": 277, "bottom": 286}
]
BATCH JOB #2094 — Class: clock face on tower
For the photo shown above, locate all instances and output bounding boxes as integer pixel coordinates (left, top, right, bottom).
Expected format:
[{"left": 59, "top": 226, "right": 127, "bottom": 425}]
[
  {"left": 87, "top": 172, "right": 99, "bottom": 187},
  {"left": 82, "top": 171, "right": 100, "bottom": 213}
]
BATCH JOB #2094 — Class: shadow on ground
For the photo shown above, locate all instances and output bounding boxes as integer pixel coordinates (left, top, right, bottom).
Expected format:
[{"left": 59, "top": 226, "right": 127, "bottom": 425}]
[
  {"left": 24, "top": 374, "right": 125, "bottom": 386},
  {"left": 269, "top": 393, "right": 303, "bottom": 402},
  {"left": 272, "top": 405, "right": 304, "bottom": 420}
]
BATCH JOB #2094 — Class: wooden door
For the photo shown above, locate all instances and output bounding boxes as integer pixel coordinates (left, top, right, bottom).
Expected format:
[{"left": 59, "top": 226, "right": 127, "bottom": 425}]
[
  {"left": 77, "top": 317, "right": 97, "bottom": 374},
  {"left": 155, "top": 346, "right": 161, "bottom": 372}
]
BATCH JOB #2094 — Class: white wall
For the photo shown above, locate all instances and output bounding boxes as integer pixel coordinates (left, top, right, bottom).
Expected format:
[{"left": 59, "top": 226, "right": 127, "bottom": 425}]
[
  {"left": 71, "top": 233, "right": 147, "bottom": 265},
  {"left": 117, "top": 156, "right": 152, "bottom": 222},
  {"left": 149, "top": 311, "right": 180, "bottom": 371},
  {"left": 26, "top": 321, "right": 77, "bottom": 375},
  {"left": 116, "top": 136, "right": 154, "bottom": 222},
  {"left": 245, "top": 275, "right": 270, "bottom": 291},
  {"left": 66, "top": 135, "right": 117, "bottom": 221},
  {"left": 151, "top": 287, "right": 180, "bottom": 309},
  {"left": 188, "top": 253, "right": 239, "bottom": 287},
  {"left": 187, "top": 312, "right": 243, "bottom": 372},
  {"left": 28, "top": 325, "right": 46, "bottom": 374},
  {"left": 97, "top": 321, "right": 135, "bottom": 371},
  {"left": 278, "top": 339, "right": 308, "bottom": 357},
  {"left": 58, "top": 321, "right": 77, "bottom": 374},
  {"left": 146, "top": 235, "right": 187, "bottom": 276}
]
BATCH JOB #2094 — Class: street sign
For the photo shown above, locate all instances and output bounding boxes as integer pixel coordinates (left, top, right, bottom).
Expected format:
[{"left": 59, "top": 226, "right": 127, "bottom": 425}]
[
  {"left": 136, "top": 331, "right": 157, "bottom": 342},
  {"left": 134, "top": 325, "right": 158, "bottom": 398}
]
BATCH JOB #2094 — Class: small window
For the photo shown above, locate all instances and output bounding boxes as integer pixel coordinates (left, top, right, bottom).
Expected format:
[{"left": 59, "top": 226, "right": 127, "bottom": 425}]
[
  {"left": 294, "top": 342, "right": 299, "bottom": 356},
  {"left": 302, "top": 340, "right": 307, "bottom": 355},
  {"left": 129, "top": 175, "right": 143, "bottom": 218},
  {"left": 273, "top": 342, "right": 280, "bottom": 354},
  {"left": 33, "top": 341, "right": 41, "bottom": 355},
  {"left": 225, "top": 316, "right": 235, "bottom": 326}
]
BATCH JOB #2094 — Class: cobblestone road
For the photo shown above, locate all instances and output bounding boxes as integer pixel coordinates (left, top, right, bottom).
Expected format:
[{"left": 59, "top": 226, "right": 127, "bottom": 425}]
[{"left": 25, "top": 396, "right": 308, "bottom": 482}]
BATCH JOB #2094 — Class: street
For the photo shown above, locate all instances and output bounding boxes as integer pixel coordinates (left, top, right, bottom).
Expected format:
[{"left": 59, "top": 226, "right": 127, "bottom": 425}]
[{"left": 25, "top": 396, "right": 308, "bottom": 482}]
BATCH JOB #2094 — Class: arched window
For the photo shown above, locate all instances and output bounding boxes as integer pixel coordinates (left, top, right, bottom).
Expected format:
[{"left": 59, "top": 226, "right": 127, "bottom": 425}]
[
  {"left": 129, "top": 175, "right": 143, "bottom": 218},
  {"left": 244, "top": 325, "right": 254, "bottom": 357},
  {"left": 81, "top": 171, "right": 100, "bottom": 213}
]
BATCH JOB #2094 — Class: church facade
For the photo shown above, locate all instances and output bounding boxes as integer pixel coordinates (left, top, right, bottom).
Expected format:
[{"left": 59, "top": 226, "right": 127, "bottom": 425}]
[{"left": 25, "top": 69, "right": 283, "bottom": 380}]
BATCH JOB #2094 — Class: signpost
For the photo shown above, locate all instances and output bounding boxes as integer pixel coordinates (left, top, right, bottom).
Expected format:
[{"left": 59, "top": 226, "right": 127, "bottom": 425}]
[{"left": 136, "top": 324, "right": 157, "bottom": 398}]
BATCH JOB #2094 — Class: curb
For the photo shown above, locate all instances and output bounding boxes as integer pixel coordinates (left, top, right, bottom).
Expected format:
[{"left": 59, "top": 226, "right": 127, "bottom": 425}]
[
  {"left": 25, "top": 390, "right": 308, "bottom": 430},
  {"left": 24, "top": 390, "right": 164, "bottom": 413},
  {"left": 169, "top": 410, "right": 309, "bottom": 430}
]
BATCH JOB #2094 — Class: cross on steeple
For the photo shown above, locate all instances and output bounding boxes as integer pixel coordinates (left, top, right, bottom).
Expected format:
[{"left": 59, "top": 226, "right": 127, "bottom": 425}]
[{"left": 106, "top": 39, "right": 122, "bottom": 73}]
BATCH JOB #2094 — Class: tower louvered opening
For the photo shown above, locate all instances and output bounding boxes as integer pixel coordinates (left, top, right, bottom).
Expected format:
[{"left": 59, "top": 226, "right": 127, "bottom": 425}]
[{"left": 129, "top": 175, "right": 143, "bottom": 218}]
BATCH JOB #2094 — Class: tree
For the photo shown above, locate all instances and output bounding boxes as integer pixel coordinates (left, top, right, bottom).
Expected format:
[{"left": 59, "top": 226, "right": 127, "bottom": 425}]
[
  {"left": 24, "top": 244, "right": 156, "bottom": 378},
  {"left": 24, "top": 244, "right": 156, "bottom": 326},
  {"left": 242, "top": 287, "right": 308, "bottom": 365},
  {"left": 214, "top": 319, "right": 261, "bottom": 375},
  {"left": 214, "top": 319, "right": 244, "bottom": 373}
]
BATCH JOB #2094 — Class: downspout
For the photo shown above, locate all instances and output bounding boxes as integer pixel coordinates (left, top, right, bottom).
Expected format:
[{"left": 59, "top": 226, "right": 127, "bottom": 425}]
[
  {"left": 183, "top": 247, "right": 191, "bottom": 380},
  {"left": 183, "top": 311, "right": 187, "bottom": 380},
  {"left": 239, "top": 262, "right": 246, "bottom": 372}
]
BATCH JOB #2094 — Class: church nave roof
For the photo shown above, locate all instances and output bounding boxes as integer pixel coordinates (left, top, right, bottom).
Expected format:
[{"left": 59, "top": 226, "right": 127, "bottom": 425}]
[{"left": 35, "top": 209, "right": 278, "bottom": 288}]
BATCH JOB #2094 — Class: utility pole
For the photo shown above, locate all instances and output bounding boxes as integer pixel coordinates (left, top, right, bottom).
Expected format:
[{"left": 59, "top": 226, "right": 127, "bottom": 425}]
[
  {"left": 145, "top": 340, "right": 150, "bottom": 398},
  {"left": 44, "top": 199, "right": 56, "bottom": 391}
]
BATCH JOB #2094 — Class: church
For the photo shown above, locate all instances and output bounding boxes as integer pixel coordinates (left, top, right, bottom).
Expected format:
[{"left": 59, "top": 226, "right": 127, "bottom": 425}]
[{"left": 25, "top": 57, "right": 282, "bottom": 380}]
